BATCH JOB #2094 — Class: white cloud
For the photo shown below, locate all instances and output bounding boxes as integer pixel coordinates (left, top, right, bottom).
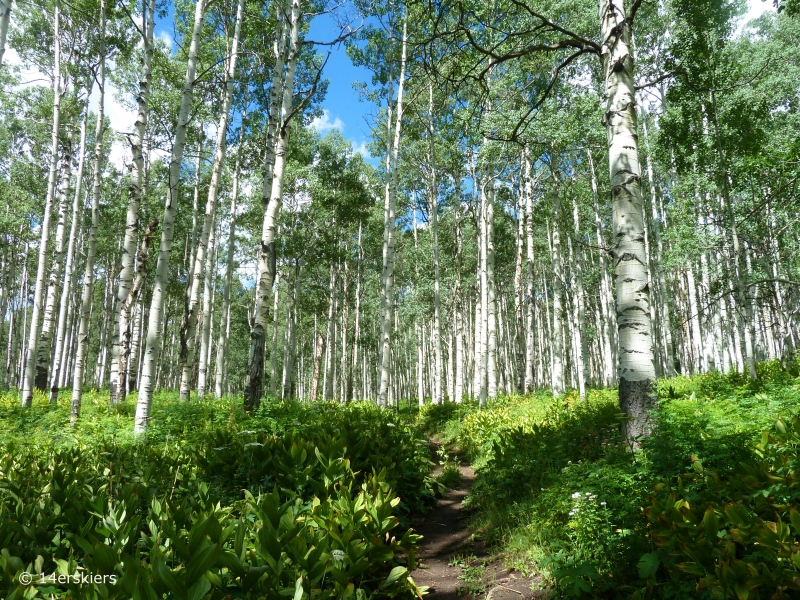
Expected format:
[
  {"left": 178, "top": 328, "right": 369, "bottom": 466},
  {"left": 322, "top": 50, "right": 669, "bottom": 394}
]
[
  {"left": 738, "top": 0, "right": 776, "bottom": 34},
  {"left": 310, "top": 109, "right": 344, "bottom": 133},
  {"left": 156, "top": 30, "right": 174, "bottom": 51},
  {"left": 352, "top": 140, "right": 370, "bottom": 158}
]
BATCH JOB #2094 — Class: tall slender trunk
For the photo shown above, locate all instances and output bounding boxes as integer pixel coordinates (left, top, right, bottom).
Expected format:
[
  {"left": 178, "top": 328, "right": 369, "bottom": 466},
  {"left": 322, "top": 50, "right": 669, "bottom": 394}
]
[
  {"left": 110, "top": 0, "right": 156, "bottom": 404},
  {"left": 453, "top": 177, "right": 464, "bottom": 403},
  {"left": 35, "top": 139, "right": 73, "bottom": 391},
  {"left": 571, "top": 192, "right": 588, "bottom": 399},
  {"left": 21, "top": 0, "right": 63, "bottom": 407},
  {"left": 49, "top": 91, "right": 90, "bottom": 402},
  {"left": 524, "top": 148, "right": 536, "bottom": 392},
  {"left": 549, "top": 214, "right": 564, "bottom": 396},
  {"left": 588, "top": 150, "right": 616, "bottom": 385},
  {"left": 283, "top": 262, "right": 299, "bottom": 398},
  {"left": 377, "top": 14, "right": 407, "bottom": 407},
  {"left": 214, "top": 108, "right": 247, "bottom": 398},
  {"left": 179, "top": 0, "right": 243, "bottom": 400},
  {"left": 426, "top": 82, "right": 443, "bottom": 404},
  {"left": 347, "top": 223, "right": 362, "bottom": 401},
  {"left": 271, "top": 268, "right": 282, "bottom": 396},
  {"left": 486, "top": 190, "right": 497, "bottom": 399},
  {"left": 70, "top": 0, "right": 105, "bottom": 418},
  {"left": 599, "top": 0, "right": 656, "bottom": 440},
  {"left": 310, "top": 318, "right": 323, "bottom": 400},
  {"left": 477, "top": 177, "right": 490, "bottom": 405},
  {"left": 243, "top": 0, "right": 301, "bottom": 411},
  {"left": 514, "top": 161, "right": 525, "bottom": 393},
  {"left": 134, "top": 0, "right": 207, "bottom": 433}
]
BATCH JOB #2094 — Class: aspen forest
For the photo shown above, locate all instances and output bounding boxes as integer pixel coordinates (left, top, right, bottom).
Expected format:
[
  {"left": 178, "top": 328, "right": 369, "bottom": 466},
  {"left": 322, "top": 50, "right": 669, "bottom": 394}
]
[{"left": 1, "top": 0, "right": 800, "bottom": 596}]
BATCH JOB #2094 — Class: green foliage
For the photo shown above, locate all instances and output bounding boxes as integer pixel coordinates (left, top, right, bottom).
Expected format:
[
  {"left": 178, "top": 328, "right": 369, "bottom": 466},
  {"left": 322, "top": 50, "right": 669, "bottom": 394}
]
[
  {"left": 641, "top": 416, "right": 800, "bottom": 599},
  {"left": 423, "top": 363, "right": 800, "bottom": 598},
  {"left": 434, "top": 446, "right": 462, "bottom": 490},
  {"left": 0, "top": 393, "right": 434, "bottom": 599}
]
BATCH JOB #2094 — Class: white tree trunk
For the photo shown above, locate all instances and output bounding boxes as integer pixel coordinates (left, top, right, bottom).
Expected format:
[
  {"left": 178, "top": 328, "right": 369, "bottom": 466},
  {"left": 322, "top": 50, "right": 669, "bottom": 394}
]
[
  {"left": 486, "top": 190, "right": 497, "bottom": 399},
  {"left": 243, "top": 0, "right": 300, "bottom": 410},
  {"left": 49, "top": 92, "right": 90, "bottom": 402},
  {"left": 523, "top": 148, "right": 536, "bottom": 392},
  {"left": 179, "top": 0, "right": 243, "bottom": 400},
  {"left": 21, "top": 0, "right": 62, "bottom": 407},
  {"left": 214, "top": 102, "right": 247, "bottom": 398},
  {"left": 134, "top": 0, "right": 206, "bottom": 433},
  {"left": 571, "top": 193, "right": 588, "bottom": 399},
  {"left": 70, "top": 0, "right": 105, "bottom": 418},
  {"left": 549, "top": 215, "right": 564, "bottom": 396},
  {"left": 110, "top": 0, "right": 156, "bottom": 404},
  {"left": 599, "top": 0, "right": 656, "bottom": 440},
  {"left": 426, "top": 82, "right": 443, "bottom": 404},
  {"left": 377, "top": 15, "right": 407, "bottom": 407}
]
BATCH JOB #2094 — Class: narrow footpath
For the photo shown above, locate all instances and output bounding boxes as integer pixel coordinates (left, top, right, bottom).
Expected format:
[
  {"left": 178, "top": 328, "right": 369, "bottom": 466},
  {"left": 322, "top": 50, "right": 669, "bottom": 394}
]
[{"left": 412, "top": 440, "right": 545, "bottom": 599}]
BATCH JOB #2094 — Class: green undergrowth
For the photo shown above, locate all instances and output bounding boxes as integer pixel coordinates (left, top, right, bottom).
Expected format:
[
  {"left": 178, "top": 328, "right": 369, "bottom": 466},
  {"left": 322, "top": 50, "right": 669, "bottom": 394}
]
[
  {"left": 0, "top": 391, "right": 440, "bottom": 599},
  {"left": 417, "top": 361, "right": 800, "bottom": 598}
]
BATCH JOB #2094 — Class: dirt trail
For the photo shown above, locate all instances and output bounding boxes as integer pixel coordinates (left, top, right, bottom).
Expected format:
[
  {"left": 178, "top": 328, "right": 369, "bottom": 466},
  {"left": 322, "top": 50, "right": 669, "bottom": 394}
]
[{"left": 411, "top": 440, "right": 545, "bottom": 599}]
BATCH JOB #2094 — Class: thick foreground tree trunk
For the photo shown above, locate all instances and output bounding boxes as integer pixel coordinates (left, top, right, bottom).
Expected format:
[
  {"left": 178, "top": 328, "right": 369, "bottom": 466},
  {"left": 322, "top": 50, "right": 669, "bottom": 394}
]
[{"left": 599, "top": 0, "right": 657, "bottom": 441}]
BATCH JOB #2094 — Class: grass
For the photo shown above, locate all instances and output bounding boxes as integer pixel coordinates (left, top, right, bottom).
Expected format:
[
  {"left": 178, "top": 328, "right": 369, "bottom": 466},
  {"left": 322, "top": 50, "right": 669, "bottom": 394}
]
[{"left": 417, "top": 360, "right": 800, "bottom": 598}]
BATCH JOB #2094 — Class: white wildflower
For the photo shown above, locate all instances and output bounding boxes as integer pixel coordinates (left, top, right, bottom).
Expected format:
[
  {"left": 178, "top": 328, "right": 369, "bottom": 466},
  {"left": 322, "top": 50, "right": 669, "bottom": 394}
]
[{"left": 571, "top": 492, "right": 581, "bottom": 499}]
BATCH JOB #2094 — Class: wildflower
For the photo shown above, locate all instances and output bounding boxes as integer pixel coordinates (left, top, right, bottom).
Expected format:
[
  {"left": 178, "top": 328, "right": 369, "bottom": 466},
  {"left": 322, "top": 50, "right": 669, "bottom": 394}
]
[
  {"left": 600, "top": 502, "right": 607, "bottom": 506},
  {"left": 332, "top": 549, "right": 346, "bottom": 561},
  {"left": 571, "top": 492, "right": 581, "bottom": 499},
  {"left": 569, "top": 509, "right": 577, "bottom": 516},
  {"left": 567, "top": 460, "right": 572, "bottom": 465}
]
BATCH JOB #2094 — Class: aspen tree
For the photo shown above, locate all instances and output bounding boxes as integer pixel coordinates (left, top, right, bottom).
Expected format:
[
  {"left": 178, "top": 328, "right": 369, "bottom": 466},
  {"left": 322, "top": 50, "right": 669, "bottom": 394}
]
[
  {"left": 109, "top": 0, "right": 156, "bottom": 404},
  {"left": 49, "top": 91, "right": 90, "bottom": 402},
  {"left": 135, "top": 0, "right": 207, "bottom": 433},
  {"left": 70, "top": 0, "right": 105, "bottom": 418},
  {"left": 214, "top": 100, "right": 247, "bottom": 398},
  {"left": 179, "top": 0, "right": 244, "bottom": 400},
  {"left": 486, "top": 188, "right": 497, "bottom": 399},
  {"left": 426, "top": 82, "right": 443, "bottom": 404},
  {"left": 453, "top": 175, "right": 464, "bottom": 403},
  {"left": 599, "top": 0, "right": 657, "bottom": 439},
  {"left": 377, "top": 13, "right": 407, "bottom": 407},
  {"left": 347, "top": 222, "right": 363, "bottom": 401},
  {"left": 523, "top": 148, "right": 536, "bottom": 392},
  {"left": 35, "top": 133, "right": 73, "bottom": 392},
  {"left": 21, "top": 0, "right": 63, "bottom": 407},
  {"left": 243, "top": 0, "right": 301, "bottom": 411}
]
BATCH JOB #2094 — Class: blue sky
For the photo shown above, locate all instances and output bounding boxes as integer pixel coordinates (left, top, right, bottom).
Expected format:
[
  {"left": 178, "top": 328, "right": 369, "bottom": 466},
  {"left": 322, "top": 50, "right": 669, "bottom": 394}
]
[{"left": 152, "top": 7, "right": 378, "bottom": 162}]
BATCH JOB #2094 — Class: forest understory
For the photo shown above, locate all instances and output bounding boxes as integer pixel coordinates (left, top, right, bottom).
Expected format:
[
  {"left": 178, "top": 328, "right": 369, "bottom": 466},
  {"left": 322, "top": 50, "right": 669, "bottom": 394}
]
[{"left": 1, "top": 360, "right": 799, "bottom": 599}]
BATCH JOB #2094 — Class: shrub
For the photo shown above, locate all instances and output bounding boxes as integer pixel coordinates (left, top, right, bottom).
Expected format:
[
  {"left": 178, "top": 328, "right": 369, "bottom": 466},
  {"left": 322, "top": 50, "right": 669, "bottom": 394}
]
[{"left": 638, "top": 415, "right": 800, "bottom": 599}]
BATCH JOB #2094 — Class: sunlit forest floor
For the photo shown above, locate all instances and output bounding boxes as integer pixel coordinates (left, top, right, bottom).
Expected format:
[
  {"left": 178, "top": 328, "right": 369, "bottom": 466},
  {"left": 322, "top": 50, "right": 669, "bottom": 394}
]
[{"left": 1, "top": 360, "right": 798, "bottom": 598}]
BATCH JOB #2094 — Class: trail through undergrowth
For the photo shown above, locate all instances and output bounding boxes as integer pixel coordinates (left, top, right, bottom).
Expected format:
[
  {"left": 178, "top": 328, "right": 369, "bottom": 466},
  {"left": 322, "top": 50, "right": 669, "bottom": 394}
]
[{"left": 413, "top": 438, "right": 546, "bottom": 599}]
